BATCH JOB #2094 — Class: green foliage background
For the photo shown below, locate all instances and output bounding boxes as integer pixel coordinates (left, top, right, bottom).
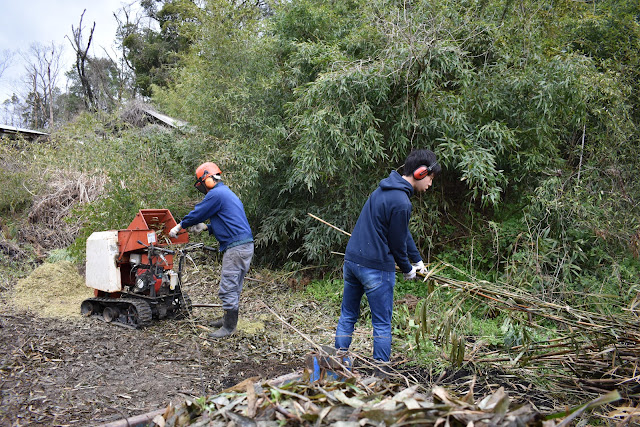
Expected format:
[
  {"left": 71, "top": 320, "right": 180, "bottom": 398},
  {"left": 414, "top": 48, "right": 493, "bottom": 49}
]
[
  {"left": 153, "top": 0, "right": 640, "bottom": 298},
  {"left": 2, "top": 0, "right": 640, "bottom": 306}
]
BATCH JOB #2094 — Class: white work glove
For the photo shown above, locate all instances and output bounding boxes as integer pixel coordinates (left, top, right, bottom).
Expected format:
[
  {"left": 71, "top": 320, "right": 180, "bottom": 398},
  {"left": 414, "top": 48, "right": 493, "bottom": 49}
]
[
  {"left": 412, "top": 260, "right": 428, "bottom": 275},
  {"left": 169, "top": 224, "right": 182, "bottom": 238},
  {"left": 189, "top": 223, "right": 208, "bottom": 234},
  {"left": 403, "top": 265, "right": 417, "bottom": 280}
]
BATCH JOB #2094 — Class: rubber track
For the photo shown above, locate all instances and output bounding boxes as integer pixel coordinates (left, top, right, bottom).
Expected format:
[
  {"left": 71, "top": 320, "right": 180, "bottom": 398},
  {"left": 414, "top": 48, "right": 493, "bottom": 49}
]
[
  {"left": 84, "top": 297, "right": 153, "bottom": 329},
  {"left": 120, "top": 298, "right": 153, "bottom": 328}
]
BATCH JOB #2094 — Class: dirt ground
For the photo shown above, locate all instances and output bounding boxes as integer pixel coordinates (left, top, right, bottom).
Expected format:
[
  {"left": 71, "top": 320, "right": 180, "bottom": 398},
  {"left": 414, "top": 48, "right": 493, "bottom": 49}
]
[
  {"left": 0, "top": 257, "right": 562, "bottom": 427},
  {"left": 0, "top": 265, "right": 311, "bottom": 426},
  {"left": 0, "top": 310, "right": 304, "bottom": 426}
]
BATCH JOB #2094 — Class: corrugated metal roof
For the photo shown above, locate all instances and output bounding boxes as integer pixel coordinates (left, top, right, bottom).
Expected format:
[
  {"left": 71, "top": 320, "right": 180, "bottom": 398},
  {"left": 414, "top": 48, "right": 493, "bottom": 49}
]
[
  {"left": 0, "top": 124, "right": 49, "bottom": 138},
  {"left": 142, "top": 109, "right": 188, "bottom": 129}
]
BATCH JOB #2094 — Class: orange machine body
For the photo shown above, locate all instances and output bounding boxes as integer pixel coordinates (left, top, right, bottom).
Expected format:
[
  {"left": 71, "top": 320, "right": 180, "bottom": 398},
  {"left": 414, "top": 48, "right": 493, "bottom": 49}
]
[
  {"left": 83, "top": 209, "right": 193, "bottom": 327},
  {"left": 117, "top": 209, "right": 187, "bottom": 261},
  {"left": 115, "top": 209, "right": 187, "bottom": 293}
]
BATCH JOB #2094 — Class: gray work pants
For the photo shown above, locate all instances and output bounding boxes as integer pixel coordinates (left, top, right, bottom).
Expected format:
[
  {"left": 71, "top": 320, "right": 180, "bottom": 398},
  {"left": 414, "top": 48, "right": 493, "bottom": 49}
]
[{"left": 219, "top": 242, "right": 254, "bottom": 311}]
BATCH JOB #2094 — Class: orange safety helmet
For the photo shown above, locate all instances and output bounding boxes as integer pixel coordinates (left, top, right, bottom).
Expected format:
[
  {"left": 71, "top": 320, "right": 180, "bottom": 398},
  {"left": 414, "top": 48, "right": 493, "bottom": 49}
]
[{"left": 194, "top": 162, "right": 222, "bottom": 194}]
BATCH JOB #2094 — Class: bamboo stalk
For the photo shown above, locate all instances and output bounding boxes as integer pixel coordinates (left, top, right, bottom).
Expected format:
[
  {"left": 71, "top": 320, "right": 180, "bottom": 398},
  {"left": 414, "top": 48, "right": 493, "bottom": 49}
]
[{"left": 307, "top": 213, "right": 351, "bottom": 237}]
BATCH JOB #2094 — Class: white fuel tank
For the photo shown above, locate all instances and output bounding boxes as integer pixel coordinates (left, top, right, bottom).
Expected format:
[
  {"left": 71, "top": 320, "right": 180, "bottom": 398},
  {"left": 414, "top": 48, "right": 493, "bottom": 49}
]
[{"left": 86, "top": 231, "right": 122, "bottom": 293}]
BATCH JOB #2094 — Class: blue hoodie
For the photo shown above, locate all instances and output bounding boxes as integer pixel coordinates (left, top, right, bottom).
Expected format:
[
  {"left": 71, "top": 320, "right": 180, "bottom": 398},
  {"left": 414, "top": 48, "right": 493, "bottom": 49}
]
[
  {"left": 180, "top": 182, "right": 253, "bottom": 252},
  {"left": 344, "top": 170, "right": 421, "bottom": 273}
]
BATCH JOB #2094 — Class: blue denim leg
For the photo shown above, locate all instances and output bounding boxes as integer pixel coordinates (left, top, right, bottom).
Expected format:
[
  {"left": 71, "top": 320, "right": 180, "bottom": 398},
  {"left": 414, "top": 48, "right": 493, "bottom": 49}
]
[
  {"left": 335, "top": 261, "right": 364, "bottom": 352},
  {"left": 335, "top": 260, "right": 396, "bottom": 362},
  {"left": 365, "top": 269, "right": 395, "bottom": 361}
]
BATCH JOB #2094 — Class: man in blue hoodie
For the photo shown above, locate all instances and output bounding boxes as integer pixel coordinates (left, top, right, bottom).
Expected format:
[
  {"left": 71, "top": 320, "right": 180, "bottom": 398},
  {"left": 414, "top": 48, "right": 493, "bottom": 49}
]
[
  {"left": 169, "top": 162, "right": 254, "bottom": 339},
  {"left": 335, "top": 149, "right": 441, "bottom": 368}
]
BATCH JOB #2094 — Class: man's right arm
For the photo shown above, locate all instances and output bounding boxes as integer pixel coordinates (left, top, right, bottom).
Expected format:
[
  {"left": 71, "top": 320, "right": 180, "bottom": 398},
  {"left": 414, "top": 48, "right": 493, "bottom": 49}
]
[{"left": 388, "top": 208, "right": 413, "bottom": 273}]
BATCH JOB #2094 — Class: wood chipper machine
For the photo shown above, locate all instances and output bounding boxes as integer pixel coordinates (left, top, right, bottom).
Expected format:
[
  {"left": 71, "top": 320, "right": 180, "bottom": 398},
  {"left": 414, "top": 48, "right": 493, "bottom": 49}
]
[{"left": 80, "top": 209, "right": 209, "bottom": 328}]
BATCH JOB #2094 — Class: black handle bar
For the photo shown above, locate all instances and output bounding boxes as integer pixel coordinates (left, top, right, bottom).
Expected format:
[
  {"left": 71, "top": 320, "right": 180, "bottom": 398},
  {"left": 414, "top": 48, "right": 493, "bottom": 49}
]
[
  {"left": 180, "top": 243, "right": 218, "bottom": 253},
  {"left": 137, "top": 240, "right": 175, "bottom": 255}
]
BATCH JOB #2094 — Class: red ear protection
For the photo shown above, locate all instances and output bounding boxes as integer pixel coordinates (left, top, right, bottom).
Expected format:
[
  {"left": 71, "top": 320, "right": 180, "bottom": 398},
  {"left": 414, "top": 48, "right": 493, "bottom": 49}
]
[
  {"left": 413, "top": 162, "right": 438, "bottom": 180},
  {"left": 413, "top": 165, "right": 430, "bottom": 180}
]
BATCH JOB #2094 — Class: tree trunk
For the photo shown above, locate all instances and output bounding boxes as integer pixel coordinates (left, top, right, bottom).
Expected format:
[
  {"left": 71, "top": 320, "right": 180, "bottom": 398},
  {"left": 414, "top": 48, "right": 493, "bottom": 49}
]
[{"left": 68, "top": 10, "right": 97, "bottom": 111}]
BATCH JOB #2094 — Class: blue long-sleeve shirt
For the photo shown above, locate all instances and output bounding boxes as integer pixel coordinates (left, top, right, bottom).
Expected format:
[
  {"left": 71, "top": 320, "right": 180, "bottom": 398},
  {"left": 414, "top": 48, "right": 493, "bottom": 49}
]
[
  {"left": 344, "top": 170, "right": 421, "bottom": 273},
  {"left": 180, "top": 182, "right": 253, "bottom": 252}
]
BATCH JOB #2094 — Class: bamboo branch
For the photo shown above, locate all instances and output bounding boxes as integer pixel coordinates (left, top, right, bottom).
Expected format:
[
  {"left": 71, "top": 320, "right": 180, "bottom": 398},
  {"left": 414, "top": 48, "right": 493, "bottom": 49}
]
[{"left": 307, "top": 213, "right": 351, "bottom": 237}]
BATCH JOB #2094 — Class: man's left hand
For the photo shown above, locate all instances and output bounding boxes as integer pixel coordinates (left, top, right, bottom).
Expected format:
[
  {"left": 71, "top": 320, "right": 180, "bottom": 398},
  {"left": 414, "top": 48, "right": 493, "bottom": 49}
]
[
  {"left": 403, "top": 265, "right": 417, "bottom": 280},
  {"left": 412, "top": 260, "right": 428, "bottom": 275}
]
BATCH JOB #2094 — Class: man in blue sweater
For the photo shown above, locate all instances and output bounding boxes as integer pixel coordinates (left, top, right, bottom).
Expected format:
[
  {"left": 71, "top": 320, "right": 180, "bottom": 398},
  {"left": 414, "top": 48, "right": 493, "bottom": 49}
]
[
  {"left": 169, "top": 162, "right": 254, "bottom": 338},
  {"left": 335, "top": 149, "right": 441, "bottom": 369}
]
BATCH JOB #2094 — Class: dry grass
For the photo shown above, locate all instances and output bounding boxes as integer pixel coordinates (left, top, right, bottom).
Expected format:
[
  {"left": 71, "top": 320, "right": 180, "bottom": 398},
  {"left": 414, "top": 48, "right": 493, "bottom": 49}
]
[
  {"left": 20, "top": 170, "right": 106, "bottom": 251},
  {"left": 119, "top": 100, "right": 155, "bottom": 128}
]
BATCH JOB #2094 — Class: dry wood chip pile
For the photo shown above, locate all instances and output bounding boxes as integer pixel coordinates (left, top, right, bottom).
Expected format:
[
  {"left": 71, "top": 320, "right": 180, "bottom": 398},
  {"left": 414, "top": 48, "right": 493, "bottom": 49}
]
[
  {"left": 158, "top": 376, "right": 552, "bottom": 427},
  {"left": 11, "top": 260, "right": 91, "bottom": 318},
  {"left": 21, "top": 171, "right": 105, "bottom": 250}
]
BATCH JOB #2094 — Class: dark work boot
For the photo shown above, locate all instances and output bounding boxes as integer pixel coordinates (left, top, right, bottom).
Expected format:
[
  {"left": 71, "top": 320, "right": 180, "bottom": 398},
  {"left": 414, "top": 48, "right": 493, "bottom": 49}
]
[
  {"left": 373, "top": 361, "right": 391, "bottom": 379},
  {"left": 208, "top": 309, "right": 238, "bottom": 339},
  {"left": 208, "top": 316, "right": 224, "bottom": 328}
]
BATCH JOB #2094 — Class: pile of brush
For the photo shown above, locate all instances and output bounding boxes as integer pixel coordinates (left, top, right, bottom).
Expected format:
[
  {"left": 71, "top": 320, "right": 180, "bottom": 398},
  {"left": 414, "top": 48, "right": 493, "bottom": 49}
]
[
  {"left": 158, "top": 374, "right": 553, "bottom": 426},
  {"left": 422, "top": 267, "right": 640, "bottom": 401}
]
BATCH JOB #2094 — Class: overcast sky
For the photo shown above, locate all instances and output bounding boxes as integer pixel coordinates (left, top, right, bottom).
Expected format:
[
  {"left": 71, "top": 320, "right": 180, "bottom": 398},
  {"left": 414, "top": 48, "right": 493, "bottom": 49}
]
[{"left": 0, "top": 0, "right": 138, "bottom": 102}]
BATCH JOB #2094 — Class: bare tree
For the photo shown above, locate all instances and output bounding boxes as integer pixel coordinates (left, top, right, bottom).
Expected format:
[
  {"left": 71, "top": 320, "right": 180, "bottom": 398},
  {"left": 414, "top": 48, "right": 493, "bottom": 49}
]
[
  {"left": 0, "top": 49, "right": 14, "bottom": 81},
  {"left": 67, "top": 10, "right": 97, "bottom": 111},
  {"left": 43, "top": 44, "right": 62, "bottom": 125},
  {"left": 21, "top": 42, "right": 63, "bottom": 128}
]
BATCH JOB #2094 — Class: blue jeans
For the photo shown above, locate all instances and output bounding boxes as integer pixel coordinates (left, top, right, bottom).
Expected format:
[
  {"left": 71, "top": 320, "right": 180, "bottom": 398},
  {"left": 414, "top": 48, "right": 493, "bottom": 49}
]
[{"left": 335, "top": 260, "right": 396, "bottom": 362}]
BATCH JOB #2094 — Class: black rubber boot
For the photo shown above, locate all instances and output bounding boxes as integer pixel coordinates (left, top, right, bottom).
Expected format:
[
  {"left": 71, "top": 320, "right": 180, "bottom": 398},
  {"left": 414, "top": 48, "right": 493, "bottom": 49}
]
[
  {"left": 373, "top": 361, "right": 391, "bottom": 379},
  {"left": 208, "top": 316, "right": 224, "bottom": 328},
  {"left": 208, "top": 309, "right": 238, "bottom": 338}
]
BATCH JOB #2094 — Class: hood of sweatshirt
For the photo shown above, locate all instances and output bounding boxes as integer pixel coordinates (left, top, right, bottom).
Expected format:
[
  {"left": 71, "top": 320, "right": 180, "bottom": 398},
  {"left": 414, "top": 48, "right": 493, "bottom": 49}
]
[{"left": 379, "top": 170, "right": 414, "bottom": 197}]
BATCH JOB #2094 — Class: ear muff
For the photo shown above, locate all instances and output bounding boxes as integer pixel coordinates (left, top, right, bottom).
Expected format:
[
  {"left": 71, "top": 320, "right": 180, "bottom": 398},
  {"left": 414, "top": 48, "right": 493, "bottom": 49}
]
[
  {"left": 413, "top": 162, "right": 438, "bottom": 180},
  {"left": 204, "top": 176, "right": 216, "bottom": 189},
  {"left": 413, "top": 165, "right": 430, "bottom": 180}
]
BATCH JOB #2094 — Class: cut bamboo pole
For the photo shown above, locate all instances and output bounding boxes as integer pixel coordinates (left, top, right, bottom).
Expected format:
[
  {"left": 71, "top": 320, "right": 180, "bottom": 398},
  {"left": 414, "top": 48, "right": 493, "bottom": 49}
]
[{"left": 307, "top": 213, "right": 351, "bottom": 237}]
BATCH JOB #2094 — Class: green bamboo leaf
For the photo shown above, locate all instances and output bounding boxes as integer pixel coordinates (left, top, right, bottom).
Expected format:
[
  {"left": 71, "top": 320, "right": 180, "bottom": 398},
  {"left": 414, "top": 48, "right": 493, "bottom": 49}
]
[{"left": 450, "top": 335, "right": 458, "bottom": 364}]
